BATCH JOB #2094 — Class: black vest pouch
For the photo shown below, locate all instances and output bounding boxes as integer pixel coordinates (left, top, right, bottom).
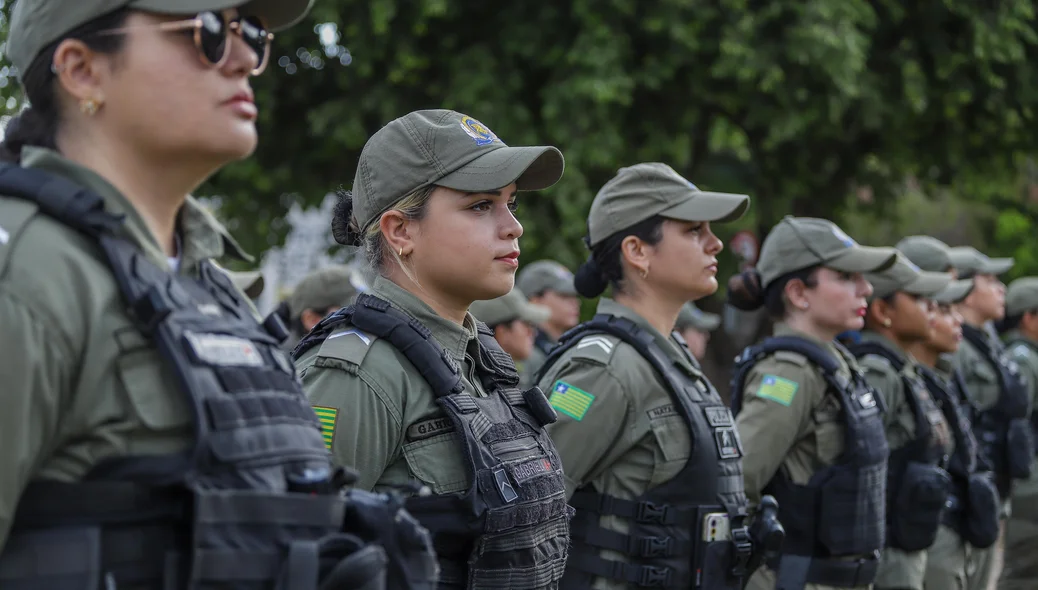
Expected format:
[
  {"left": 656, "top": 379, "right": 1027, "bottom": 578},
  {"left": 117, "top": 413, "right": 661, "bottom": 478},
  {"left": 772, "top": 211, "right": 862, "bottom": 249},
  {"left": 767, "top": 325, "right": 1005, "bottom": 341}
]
[
  {"left": 1006, "top": 418, "right": 1034, "bottom": 479},
  {"left": 889, "top": 462, "right": 951, "bottom": 551},
  {"left": 813, "top": 461, "right": 887, "bottom": 556},
  {"left": 0, "top": 527, "right": 103, "bottom": 590},
  {"left": 963, "top": 473, "right": 1000, "bottom": 549}
]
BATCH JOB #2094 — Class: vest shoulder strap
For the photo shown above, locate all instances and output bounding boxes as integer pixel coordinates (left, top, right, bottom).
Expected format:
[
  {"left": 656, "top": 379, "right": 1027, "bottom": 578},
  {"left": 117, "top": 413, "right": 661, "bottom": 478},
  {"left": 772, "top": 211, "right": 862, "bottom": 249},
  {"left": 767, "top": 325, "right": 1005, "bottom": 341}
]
[
  {"left": 731, "top": 335, "right": 843, "bottom": 414},
  {"left": 349, "top": 294, "right": 465, "bottom": 398},
  {"left": 540, "top": 314, "right": 685, "bottom": 398},
  {"left": 0, "top": 162, "right": 124, "bottom": 238},
  {"left": 847, "top": 340, "right": 907, "bottom": 372}
]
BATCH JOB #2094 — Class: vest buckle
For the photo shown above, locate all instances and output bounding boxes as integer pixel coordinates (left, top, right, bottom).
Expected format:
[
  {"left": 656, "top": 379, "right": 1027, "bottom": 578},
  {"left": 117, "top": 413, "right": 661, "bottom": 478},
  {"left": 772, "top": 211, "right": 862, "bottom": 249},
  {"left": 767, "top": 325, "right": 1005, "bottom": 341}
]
[
  {"left": 729, "top": 525, "right": 753, "bottom": 577},
  {"left": 636, "top": 501, "right": 669, "bottom": 524},
  {"left": 638, "top": 565, "right": 672, "bottom": 587},
  {"left": 637, "top": 535, "right": 673, "bottom": 558}
]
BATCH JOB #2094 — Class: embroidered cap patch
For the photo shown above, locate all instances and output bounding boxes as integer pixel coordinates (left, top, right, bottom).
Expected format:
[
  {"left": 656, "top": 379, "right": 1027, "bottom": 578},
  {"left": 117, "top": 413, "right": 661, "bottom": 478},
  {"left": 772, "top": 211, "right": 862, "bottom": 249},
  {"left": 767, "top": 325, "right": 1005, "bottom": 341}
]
[
  {"left": 756, "top": 375, "right": 799, "bottom": 406},
  {"left": 549, "top": 381, "right": 596, "bottom": 421}
]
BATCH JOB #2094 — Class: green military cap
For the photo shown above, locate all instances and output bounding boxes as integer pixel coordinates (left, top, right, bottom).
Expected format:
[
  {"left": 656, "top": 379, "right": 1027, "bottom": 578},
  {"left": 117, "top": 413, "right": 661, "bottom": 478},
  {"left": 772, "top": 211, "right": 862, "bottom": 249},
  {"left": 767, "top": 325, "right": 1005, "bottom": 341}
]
[
  {"left": 226, "top": 269, "right": 265, "bottom": 299},
  {"left": 865, "top": 254, "right": 951, "bottom": 300},
  {"left": 470, "top": 288, "right": 551, "bottom": 327},
  {"left": 947, "top": 246, "right": 1014, "bottom": 277},
  {"left": 8, "top": 0, "right": 313, "bottom": 76},
  {"left": 587, "top": 162, "right": 749, "bottom": 247},
  {"left": 895, "top": 236, "right": 954, "bottom": 272},
  {"left": 1006, "top": 277, "right": 1038, "bottom": 317},
  {"left": 287, "top": 265, "right": 359, "bottom": 317},
  {"left": 933, "top": 279, "right": 974, "bottom": 304},
  {"left": 352, "top": 109, "right": 564, "bottom": 231},
  {"left": 675, "top": 302, "right": 721, "bottom": 332},
  {"left": 757, "top": 216, "right": 898, "bottom": 289},
  {"left": 516, "top": 260, "right": 577, "bottom": 297}
]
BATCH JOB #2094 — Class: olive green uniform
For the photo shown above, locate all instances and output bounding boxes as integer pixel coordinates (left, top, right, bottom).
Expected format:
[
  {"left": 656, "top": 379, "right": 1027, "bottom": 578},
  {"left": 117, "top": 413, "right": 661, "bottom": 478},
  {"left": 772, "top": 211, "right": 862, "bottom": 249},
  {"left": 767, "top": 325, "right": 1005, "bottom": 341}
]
[
  {"left": 1000, "top": 331, "right": 1038, "bottom": 589},
  {"left": 856, "top": 332, "right": 953, "bottom": 590},
  {"left": 736, "top": 323, "right": 872, "bottom": 590},
  {"left": 953, "top": 326, "right": 1017, "bottom": 590},
  {"left": 295, "top": 276, "right": 487, "bottom": 494},
  {"left": 922, "top": 358, "right": 978, "bottom": 590},
  {"left": 521, "top": 346, "right": 547, "bottom": 391},
  {"left": 0, "top": 147, "right": 249, "bottom": 549},
  {"left": 536, "top": 298, "right": 696, "bottom": 590}
]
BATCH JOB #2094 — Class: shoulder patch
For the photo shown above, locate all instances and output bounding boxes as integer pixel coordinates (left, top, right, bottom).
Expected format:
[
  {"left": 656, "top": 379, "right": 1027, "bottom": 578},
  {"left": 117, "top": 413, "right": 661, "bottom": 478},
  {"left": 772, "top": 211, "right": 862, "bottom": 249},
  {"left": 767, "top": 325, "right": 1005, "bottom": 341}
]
[
  {"left": 755, "top": 374, "right": 800, "bottom": 406},
  {"left": 1010, "top": 343, "right": 1034, "bottom": 360},
  {"left": 317, "top": 326, "right": 378, "bottom": 366},
  {"left": 772, "top": 350, "right": 809, "bottom": 367},
  {"left": 312, "top": 406, "right": 338, "bottom": 450},
  {"left": 548, "top": 380, "right": 596, "bottom": 421}
]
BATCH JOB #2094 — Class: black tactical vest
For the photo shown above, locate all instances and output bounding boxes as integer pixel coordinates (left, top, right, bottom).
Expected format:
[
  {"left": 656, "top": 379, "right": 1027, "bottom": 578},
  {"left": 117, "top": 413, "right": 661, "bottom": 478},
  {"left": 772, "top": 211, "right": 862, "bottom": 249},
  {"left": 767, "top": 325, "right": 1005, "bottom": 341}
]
[
  {"left": 847, "top": 341, "right": 951, "bottom": 552},
  {"left": 0, "top": 164, "right": 397, "bottom": 589},
  {"left": 961, "top": 324, "right": 1033, "bottom": 496},
  {"left": 536, "top": 314, "right": 752, "bottom": 590},
  {"left": 1006, "top": 337, "right": 1038, "bottom": 456},
  {"left": 294, "top": 294, "right": 572, "bottom": 590},
  {"left": 730, "top": 336, "right": 888, "bottom": 588},
  {"left": 916, "top": 366, "right": 1001, "bottom": 549}
]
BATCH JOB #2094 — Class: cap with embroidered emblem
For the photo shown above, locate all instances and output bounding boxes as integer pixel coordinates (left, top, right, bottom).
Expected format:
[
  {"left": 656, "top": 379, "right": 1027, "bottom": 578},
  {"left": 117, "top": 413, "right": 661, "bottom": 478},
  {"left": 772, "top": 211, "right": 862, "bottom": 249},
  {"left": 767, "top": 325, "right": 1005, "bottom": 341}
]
[
  {"left": 756, "top": 216, "right": 898, "bottom": 289},
  {"left": 352, "top": 109, "right": 564, "bottom": 232},
  {"left": 587, "top": 162, "right": 749, "bottom": 247}
]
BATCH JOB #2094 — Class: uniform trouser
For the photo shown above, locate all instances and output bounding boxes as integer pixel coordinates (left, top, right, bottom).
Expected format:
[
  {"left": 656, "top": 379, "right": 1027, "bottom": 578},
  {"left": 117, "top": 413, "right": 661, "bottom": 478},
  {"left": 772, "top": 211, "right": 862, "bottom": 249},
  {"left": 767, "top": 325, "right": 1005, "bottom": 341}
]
[
  {"left": 998, "top": 477, "right": 1038, "bottom": 590},
  {"left": 746, "top": 564, "right": 873, "bottom": 590},
  {"left": 967, "top": 518, "right": 1007, "bottom": 590},
  {"left": 874, "top": 546, "right": 926, "bottom": 590},
  {"left": 923, "top": 525, "right": 970, "bottom": 590}
]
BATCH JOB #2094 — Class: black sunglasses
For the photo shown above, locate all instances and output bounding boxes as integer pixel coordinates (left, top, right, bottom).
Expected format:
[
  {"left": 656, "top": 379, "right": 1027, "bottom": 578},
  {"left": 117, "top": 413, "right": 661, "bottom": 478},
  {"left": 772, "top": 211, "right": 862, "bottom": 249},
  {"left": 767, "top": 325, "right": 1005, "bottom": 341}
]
[{"left": 98, "top": 11, "right": 273, "bottom": 75}]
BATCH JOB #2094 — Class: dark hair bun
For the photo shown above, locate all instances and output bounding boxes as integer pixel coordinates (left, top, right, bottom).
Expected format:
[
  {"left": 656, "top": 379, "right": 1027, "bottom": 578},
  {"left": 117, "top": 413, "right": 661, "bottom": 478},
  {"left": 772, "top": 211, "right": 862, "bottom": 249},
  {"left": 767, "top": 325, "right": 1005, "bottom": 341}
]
[
  {"left": 331, "top": 188, "right": 363, "bottom": 246},
  {"left": 0, "top": 107, "right": 57, "bottom": 163},
  {"left": 574, "top": 254, "right": 608, "bottom": 298},
  {"left": 727, "top": 269, "right": 766, "bottom": 311}
]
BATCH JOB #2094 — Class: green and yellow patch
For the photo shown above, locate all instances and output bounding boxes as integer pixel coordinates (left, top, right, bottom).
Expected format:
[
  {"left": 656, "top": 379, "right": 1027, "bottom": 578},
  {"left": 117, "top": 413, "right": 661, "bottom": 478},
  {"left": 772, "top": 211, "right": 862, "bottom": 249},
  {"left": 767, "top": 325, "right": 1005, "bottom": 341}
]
[
  {"left": 549, "top": 381, "right": 596, "bottom": 421},
  {"left": 756, "top": 375, "right": 799, "bottom": 406},
  {"left": 313, "top": 406, "right": 339, "bottom": 449}
]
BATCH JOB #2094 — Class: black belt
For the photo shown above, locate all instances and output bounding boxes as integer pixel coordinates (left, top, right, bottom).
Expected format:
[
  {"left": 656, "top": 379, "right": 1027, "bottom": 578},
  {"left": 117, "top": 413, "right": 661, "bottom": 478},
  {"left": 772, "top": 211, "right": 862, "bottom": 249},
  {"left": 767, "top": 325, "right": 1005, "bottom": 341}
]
[
  {"left": 568, "top": 553, "right": 674, "bottom": 588},
  {"left": 769, "top": 552, "right": 879, "bottom": 588}
]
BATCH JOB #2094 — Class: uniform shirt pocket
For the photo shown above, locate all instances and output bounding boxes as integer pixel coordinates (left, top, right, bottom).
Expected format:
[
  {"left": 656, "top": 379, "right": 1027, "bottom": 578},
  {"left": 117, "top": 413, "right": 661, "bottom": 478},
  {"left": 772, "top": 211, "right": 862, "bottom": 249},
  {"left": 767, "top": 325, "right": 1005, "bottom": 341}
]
[
  {"left": 648, "top": 411, "right": 692, "bottom": 487},
  {"left": 402, "top": 432, "right": 470, "bottom": 494}
]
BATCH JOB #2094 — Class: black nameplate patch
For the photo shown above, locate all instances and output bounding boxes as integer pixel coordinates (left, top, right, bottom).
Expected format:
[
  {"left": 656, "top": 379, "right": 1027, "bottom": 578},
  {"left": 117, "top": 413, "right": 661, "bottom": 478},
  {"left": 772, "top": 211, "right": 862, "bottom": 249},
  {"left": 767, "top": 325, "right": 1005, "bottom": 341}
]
[
  {"left": 704, "top": 407, "right": 733, "bottom": 427},
  {"left": 406, "top": 417, "right": 455, "bottom": 442},
  {"left": 647, "top": 404, "right": 679, "bottom": 420}
]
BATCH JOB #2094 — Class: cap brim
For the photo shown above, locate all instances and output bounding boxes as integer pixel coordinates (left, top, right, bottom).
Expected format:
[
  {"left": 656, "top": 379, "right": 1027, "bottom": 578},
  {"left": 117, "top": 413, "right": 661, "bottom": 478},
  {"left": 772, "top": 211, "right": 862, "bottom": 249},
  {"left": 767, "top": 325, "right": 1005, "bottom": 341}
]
[
  {"left": 693, "top": 313, "right": 722, "bottom": 331},
  {"left": 437, "top": 146, "right": 565, "bottom": 193},
  {"left": 933, "top": 279, "right": 974, "bottom": 304},
  {"left": 518, "top": 302, "right": 552, "bottom": 325},
  {"left": 551, "top": 280, "right": 578, "bottom": 297},
  {"left": 983, "top": 257, "right": 1015, "bottom": 275},
  {"left": 133, "top": 0, "right": 313, "bottom": 31},
  {"left": 903, "top": 272, "right": 952, "bottom": 297},
  {"left": 660, "top": 191, "right": 750, "bottom": 224},
  {"left": 826, "top": 246, "right": 899, "bottom": 275}
]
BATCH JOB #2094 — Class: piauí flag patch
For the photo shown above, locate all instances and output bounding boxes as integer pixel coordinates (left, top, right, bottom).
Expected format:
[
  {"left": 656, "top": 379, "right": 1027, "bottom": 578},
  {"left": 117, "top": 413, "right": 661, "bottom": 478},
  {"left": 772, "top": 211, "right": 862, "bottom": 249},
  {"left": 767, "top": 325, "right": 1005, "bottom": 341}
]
[
  {"left": 313, "top": 406, "right": 338, "bottom": 449},
  {"left": 549, "top": 381, "right": 596, "bottom": 421}
]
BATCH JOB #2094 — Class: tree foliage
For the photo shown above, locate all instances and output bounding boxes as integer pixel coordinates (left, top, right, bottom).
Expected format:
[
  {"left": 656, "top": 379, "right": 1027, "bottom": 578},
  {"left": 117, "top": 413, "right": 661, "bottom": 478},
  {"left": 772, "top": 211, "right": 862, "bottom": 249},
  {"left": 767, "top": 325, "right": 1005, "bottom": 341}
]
[{"left": 0, "top": 0, "right": 1036, "bottom": 273}]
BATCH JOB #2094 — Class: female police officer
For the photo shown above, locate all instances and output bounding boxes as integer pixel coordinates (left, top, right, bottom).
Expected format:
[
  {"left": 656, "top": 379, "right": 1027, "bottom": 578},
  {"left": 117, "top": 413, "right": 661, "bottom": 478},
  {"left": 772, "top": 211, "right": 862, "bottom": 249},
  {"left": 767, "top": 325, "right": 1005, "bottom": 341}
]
[
  {"left": 535, "top": 162, "right": 755, "bottom": 590},
  {"left": 294, "top": 109, "right": 571, "bottom": 589},
  {"left": 728, "top": 216, "right": 898, "bottom": 590},
  {"left": 0, "top": 1, "right": 422, "bottom": 588},
  {"left": 849, "top": 256, "right": 955, "bottom": 590}
]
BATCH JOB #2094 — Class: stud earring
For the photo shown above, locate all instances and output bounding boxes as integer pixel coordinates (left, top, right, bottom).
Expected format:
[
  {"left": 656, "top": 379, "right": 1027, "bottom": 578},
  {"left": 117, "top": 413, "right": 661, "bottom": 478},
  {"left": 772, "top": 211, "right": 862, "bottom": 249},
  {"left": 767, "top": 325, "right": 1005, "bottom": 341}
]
[
  {"left": 883, "top": 318, "right": 892, "bottom": 327},
  {"left": 80, "top": 97, "right": 101, "bottom": 116},
  {"left": 398, "top": 247, "right": 403, "bottom": 257}
]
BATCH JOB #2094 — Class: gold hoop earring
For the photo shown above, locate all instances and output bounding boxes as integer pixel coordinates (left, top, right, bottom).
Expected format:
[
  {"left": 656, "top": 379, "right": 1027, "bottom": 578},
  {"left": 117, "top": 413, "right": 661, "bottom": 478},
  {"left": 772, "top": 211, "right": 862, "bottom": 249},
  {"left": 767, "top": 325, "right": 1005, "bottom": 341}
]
[
  {"left": 640, "top": 267, "right": 649, "bottom": 279},
  {"left": 80, "top": 97, "right": 101, "bottom": 116}
]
